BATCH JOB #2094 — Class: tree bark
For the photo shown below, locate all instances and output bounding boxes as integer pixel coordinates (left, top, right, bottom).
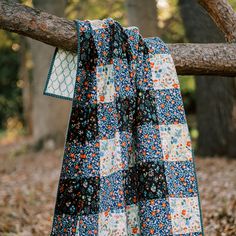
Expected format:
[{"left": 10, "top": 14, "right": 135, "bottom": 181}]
[
  {"left": 29, "top": 0, "right": 71, "bottom": 148},
  {"left": 179, "top": 0, "right": 236, "bottom": 157},
  {"left": 198, "top": 0, "right": 236, "bottom": 42},
  {"left": 126, "top": 0, "right": 158, "bottom": 37},
  {"left": 0, "top": 1, "right": 236, "bottom": 76}
]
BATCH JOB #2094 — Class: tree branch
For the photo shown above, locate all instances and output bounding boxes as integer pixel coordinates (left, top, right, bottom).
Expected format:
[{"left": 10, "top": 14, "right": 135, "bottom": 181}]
[
  {"left": 198, "top": 0, "right": 236, "bottom": 42},
  {"left": 169, "top": 43, "right": 236, "bottom": 76},
  {"left": 0, "top": 1, "right": 236, "bottom": 76}
]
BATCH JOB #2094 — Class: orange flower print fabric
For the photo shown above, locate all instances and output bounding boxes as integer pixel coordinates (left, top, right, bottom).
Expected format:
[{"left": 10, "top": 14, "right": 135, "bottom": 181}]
[{"left": 47, "top": 18, "right": 204, "bottom": 236}]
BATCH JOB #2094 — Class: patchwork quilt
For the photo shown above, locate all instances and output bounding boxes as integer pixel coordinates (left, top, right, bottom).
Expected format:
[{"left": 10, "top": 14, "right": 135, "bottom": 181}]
[{"left": 44, "top": 18, "right": 204, "bottom": 236}]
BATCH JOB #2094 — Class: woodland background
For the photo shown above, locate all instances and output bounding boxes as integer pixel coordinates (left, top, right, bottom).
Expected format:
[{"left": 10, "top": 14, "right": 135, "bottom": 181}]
[{"left": 0, "top": 0, "right": 236, "bottom": 235}]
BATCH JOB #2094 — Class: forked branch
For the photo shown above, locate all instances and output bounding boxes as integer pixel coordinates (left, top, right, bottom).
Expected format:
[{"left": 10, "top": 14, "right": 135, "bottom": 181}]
[{"left": 198, "top": 0, "right": 236, "bottom": 42}]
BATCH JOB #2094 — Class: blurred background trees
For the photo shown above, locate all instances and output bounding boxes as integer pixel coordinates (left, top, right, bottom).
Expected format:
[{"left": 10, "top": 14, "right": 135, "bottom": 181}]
[
  {"left": 0, "top": 0, "right": 235, "bottom": 156},
  {"left": 28, "top": 0, "right": 71, "bottom": 149},
  {"left": 179, "top": 0, "right": 236, "bottom": 157}
]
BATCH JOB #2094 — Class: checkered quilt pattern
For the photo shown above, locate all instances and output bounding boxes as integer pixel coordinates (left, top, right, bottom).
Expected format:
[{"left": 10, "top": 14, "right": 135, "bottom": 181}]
[{"left": 45, "top": 18, "right": 204, "bottom": 236}]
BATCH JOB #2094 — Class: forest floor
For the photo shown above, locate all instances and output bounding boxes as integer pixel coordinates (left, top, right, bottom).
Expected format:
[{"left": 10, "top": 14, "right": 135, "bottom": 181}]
[{"left": 0, "top": 140, "right": 235, "bottom": 236}]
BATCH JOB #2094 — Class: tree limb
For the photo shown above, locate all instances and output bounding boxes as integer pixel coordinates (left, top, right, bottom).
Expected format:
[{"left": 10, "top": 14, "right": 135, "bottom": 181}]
[
  {"left": 0, "top": 1, "right": 236, "bottom": 76},
  {"left": 198, "top": 0, "right": 236, "bottom": 42},
  {"left": 169, "top": 43, "right": 236, "bottom": 76}
]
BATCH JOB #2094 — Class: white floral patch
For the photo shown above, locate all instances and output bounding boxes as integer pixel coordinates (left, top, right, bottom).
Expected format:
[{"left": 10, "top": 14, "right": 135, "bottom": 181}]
[
  {"left": 90, "top": 20, "right": 105, "bottom": 30},
  {"left": 126, "top": 204, "right": 140, "bottom": 235},
  {"left": 159, "top": 124, "right": 192, "bottom": 161},
  {"left": 96, "top": 64, "right": 115, "bottom": 103},
  {"left": 169, "top": 197, "right": 202, "bottom": 234},
  {"left": 150, "top": 54, "right": 179, "bottom": 90},
  {"left": 98, "top": 211, "right": 127, "bottom": 236},
  {"left": 100, "top": 132, "right": 122, "bottom": 176}
]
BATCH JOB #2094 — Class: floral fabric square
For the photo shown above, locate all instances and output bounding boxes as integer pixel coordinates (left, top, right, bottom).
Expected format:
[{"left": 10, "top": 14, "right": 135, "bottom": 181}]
[
  {"left": 136, "top": 123, "right": 163, "bottom": 162},
  {"left": 150, "top": 53, "right": 179, "bottom": 90},
  {"left": 159, "top": 124, "right": 192, "bottom": 161},
  {"left": 98, "top": 210, "right": 127, "bottom": 236},
  {"left": 126, "top": 204, "right": 140, "bottom": 235},
  {"left": 137, "top": 161, "right": 168, "bottom": 201},
  {"left": 123, "top": 166, "right": 139, "bottom": 205},
  {"left": 165, "top": 161, "right": 198, "bottom": 197},
  {"left": 97, "top": 64, "right": 115, "bottom": 103},
  {"left": 99, "top": 132, "right": 123, "bottom": 176},
  {"left": 67, "top": 103, "right": 98, "bottom": 145},
  {"left": 76, "top": 214, "right": 99, "bottom": 235},
  {"left": 114, "top": 58, "right": 136, "bottom": 98},
  {"left": 99, "top": 171, "right": 125, "bottom": 212},
  {"left": 119, "top": 131, "right": 136, "bottom": 168},
  {"left": 115, "top": 96, "right": 136, "bottom": 133},
  {"left": 139, "top": 199, "right": 172, "bottom": 235},
  {"left": 98, "top": 103, "right": 118, "bottom": 139},
  {"left": 62, "top": 141, "right": 100, "bottom": 179},
  {"left": 55, "top": 176, "right": 100, "bottom": 216},
  {"left": 135, "top": 89, "right": 159, "bottom": 126},
  {"left": 51, "top": 214, "right": 78, "bottom": 236},
  {"left": 169, "top": 197, "right": 202, "bottom": 235},
  {"left": 156, "top": 89, "right": 186, "bottom": 125}
]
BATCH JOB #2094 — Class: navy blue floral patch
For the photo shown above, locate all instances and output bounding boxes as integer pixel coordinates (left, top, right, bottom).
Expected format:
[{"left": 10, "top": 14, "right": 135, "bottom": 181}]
[
  {"left": 61, "top": 141, "right": 100, "bottom": 179},
  {"left": 156, "top": 89, "right": 186, "bottom": 125},
  {"left": 98, "top": 103, "right": 118, "bottom": 140},
  {"left": 51, "top": 214, "right": 78, "bottom": 236},
  {"left": 164, "top": 161, "right": 198, "bottom": 197},
  {"left": 139, "top": 199, "right": 172, "bottom": 235},
  {"left": 76, "top": 214, "right": 99, "bottom": 236},
  {"left": 99, "top": 171, "right": 125, "bottom": 212},
  {"left": 135, "top": 123, "right": 163, "bottom": 162}
]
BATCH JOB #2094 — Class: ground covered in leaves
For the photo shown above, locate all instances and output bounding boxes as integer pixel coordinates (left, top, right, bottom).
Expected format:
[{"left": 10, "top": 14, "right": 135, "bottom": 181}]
[{"left": 0, "top": 141, "right": 235, "bottom": 236}]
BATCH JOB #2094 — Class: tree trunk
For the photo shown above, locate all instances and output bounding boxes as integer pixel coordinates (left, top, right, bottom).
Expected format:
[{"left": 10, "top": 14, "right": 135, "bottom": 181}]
[
  {"left": 179, "top": 0, "right": 236, "bottom": 157},
  {"left": 126, "top": 0, "right": 158, "bottom": 37},
  {"left": 18, "top": 37, "right": 33, "bottom": 135},
  {"left": 29, "top": 0, "right": 71, "bottom": 148}
]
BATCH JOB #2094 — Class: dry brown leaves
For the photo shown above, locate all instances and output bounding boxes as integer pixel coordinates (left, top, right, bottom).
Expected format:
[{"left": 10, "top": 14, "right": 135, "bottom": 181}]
[{"left": 0, "top": 142, "right": 235, "bottom": 236}]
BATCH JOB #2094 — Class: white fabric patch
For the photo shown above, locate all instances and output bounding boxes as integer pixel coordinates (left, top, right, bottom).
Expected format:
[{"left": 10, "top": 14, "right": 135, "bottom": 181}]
[
  {"left": 99, "top": 132, "right": 122, "bottom": 176},
  {"left": 96, "top": 64, "right": 115, "bottom": 103},
  {"left": 98, "top": 210, "right": 128, "bottom": 235},
  {"left": 159, "top": 124, "right": 192, "bottom": 161},
  {"left": 150, "top": 54, "right": 179, "bottom": 90},
  {"left": 169, "top": 197, "right": 202, "bottom": 234}
]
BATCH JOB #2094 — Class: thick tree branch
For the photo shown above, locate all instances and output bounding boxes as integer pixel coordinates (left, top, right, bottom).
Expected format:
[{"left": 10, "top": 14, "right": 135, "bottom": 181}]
[
  {"left": 0, "top": 1, "right": 236, "bottom": 76},
  {"left": 169, "top": 43, "right": 236, "bottom": 76},
  {"left": 198, "top": 0, "right": 236, "bottom": 42}
]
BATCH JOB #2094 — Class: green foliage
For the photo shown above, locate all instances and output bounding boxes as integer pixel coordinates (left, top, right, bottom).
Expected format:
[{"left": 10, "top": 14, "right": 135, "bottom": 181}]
[
  {"left": 157, "top": 0, "right": 186, "bottom": 43},
  {"left": 66, "top": 0, "right": 126, "bottom": 24},
  {"left": 229, "top": 0, "right": 236, "bottom": 10},
  {"left": 0, "top": 31, "right": 22, "bottom": 130}
]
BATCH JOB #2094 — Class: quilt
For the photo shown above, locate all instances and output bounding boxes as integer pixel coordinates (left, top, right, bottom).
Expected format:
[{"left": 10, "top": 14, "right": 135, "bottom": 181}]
[{"left": 44, "top": 18, "right": 204, "bottom": 236}]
